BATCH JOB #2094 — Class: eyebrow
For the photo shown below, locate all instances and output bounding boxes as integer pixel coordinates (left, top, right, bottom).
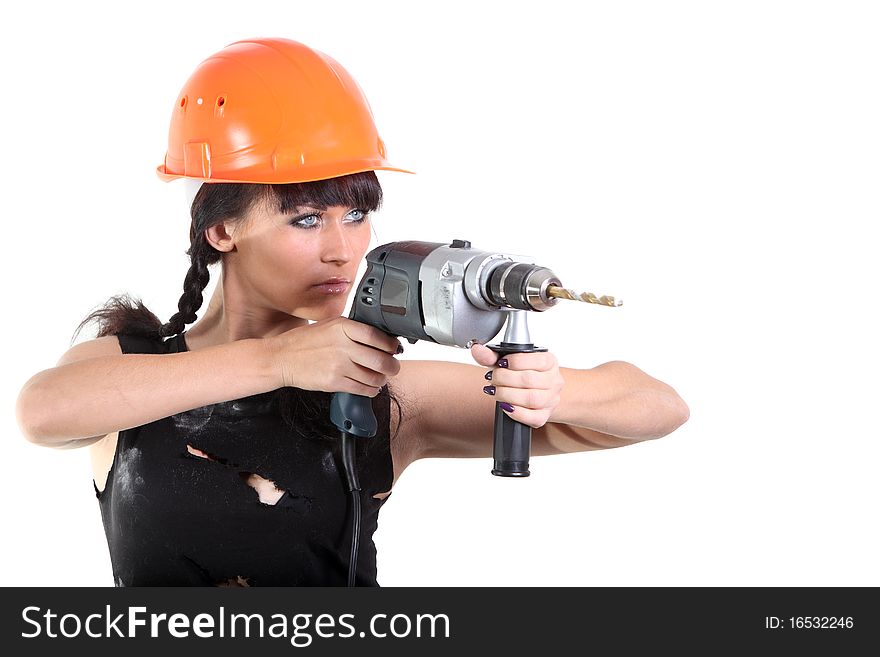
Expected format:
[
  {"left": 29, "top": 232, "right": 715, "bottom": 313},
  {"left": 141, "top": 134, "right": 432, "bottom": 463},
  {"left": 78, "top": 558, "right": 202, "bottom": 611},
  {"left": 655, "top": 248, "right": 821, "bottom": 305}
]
[
  {"left": 288, "top": 204, "right": 328, "bottom": 213},
  {"left": 278, "top": 198, "right": 328, "bottom": 215}
]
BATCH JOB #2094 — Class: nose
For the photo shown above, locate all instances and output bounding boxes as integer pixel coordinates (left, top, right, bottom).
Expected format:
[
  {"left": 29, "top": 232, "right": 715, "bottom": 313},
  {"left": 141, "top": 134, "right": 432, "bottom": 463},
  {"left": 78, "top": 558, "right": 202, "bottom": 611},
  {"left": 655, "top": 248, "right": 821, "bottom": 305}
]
[{"left": 320, "top": 217, "right": 354, "bottom": 264}]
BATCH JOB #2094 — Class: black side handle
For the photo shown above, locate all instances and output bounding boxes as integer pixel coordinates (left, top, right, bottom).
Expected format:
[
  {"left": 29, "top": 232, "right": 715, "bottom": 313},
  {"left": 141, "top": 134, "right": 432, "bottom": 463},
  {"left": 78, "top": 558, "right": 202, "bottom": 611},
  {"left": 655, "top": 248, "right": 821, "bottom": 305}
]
[{"left": 485, "top": 342, "right": 547, "bottom": 477}]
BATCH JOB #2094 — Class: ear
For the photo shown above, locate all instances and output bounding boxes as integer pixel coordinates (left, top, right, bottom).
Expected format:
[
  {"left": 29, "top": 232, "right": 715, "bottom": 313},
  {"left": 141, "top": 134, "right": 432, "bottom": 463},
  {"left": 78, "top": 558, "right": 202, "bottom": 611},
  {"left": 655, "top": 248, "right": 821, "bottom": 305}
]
[{"left": 204, "top": 221, "right": 238, "bottom": 253}]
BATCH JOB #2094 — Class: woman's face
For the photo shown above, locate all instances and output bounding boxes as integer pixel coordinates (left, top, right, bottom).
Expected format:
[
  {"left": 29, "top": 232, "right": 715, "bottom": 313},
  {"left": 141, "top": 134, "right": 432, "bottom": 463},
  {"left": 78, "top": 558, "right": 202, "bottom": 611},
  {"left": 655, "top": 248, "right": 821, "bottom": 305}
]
[{"left": 224, "top": 196, "right": 373, "bottom": 321}]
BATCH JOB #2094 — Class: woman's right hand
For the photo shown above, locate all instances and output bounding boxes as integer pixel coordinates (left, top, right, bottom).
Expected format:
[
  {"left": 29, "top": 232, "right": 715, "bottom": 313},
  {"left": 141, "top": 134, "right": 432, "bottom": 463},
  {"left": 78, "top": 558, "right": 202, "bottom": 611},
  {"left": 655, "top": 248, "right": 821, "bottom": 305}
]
[{"left": 267, "top": 317, "right": 403, "bottom": 397}]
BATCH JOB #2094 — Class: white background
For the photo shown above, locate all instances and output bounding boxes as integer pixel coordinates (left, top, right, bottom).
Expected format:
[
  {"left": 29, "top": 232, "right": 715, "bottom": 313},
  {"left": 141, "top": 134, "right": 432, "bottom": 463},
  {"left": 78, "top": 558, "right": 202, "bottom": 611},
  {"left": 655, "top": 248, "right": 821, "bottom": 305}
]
[{"left": 3, "top": 0, "right": 878, "bottom": 587}]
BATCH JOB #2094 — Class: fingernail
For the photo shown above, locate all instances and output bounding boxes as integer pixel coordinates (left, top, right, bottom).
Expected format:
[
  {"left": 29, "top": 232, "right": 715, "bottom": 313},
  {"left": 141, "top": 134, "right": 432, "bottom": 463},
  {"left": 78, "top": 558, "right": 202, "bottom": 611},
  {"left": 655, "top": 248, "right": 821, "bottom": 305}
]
[
  {"left": 482, "top": 385, "right": 496, "bottom": 396},
  {"left": 499, "top": 402, "right": 515, "bottom": 412},
  {"left": 497, "top": 358, "right": 509, "bottom": 368},
  {"left": 484, "top": 370, "right": 493, "bottom": 381},
  {"left": 396, "top": 344, "right": 404, "bottom": 354}
]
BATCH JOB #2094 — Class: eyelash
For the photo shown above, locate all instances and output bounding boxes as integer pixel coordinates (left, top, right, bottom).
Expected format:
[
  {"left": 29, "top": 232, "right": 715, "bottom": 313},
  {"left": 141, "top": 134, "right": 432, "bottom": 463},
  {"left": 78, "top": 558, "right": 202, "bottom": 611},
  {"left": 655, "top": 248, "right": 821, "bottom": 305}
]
[{"left": 290, "top": 208, "right": 369, "bottom": 230}]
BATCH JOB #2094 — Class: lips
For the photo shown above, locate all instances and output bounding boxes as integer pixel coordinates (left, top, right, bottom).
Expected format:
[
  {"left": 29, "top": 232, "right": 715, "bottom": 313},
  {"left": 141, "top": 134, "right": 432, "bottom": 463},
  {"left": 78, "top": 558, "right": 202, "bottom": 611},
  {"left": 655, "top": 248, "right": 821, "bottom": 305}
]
[
  {"left": 311, "top": 278, "right": 352, "bottom": 295},
  {"left": 313, "top": 277, "right": 350, "bottom": 286}
]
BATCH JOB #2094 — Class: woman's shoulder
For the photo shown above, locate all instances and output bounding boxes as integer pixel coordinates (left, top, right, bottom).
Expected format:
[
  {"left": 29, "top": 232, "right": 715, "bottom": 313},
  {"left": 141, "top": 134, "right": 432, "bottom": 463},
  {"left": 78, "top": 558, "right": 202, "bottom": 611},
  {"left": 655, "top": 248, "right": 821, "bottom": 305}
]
[
  {"left": 56, "top": 335, "right": 122, "bottom": 367},
  {"left": 57, "top": 333, "right": 184, "bottom": 366}
]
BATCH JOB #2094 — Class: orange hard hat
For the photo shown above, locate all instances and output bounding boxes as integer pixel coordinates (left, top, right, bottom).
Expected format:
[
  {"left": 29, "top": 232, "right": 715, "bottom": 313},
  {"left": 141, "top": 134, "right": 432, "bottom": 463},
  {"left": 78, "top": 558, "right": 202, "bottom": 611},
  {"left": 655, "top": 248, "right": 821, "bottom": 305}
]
[{"left": 156, "top": 38, "right": 413, "bottom": 184}]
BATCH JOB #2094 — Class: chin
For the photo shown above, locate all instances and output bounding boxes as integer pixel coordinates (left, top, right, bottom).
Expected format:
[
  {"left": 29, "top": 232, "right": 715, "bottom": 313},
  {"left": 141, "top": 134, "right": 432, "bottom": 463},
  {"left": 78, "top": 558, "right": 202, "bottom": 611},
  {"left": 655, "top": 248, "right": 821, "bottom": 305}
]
[{"left": 303, "top": 304, "right": 351, "bottom": 321}]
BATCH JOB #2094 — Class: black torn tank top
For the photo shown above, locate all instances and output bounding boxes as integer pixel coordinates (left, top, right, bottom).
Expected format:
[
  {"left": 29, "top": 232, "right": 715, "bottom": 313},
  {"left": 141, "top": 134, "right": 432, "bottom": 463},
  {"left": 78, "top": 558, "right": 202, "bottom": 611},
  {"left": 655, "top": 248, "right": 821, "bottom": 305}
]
[{"left": 95, "top": 331, "right": 394, "bottom": 586}]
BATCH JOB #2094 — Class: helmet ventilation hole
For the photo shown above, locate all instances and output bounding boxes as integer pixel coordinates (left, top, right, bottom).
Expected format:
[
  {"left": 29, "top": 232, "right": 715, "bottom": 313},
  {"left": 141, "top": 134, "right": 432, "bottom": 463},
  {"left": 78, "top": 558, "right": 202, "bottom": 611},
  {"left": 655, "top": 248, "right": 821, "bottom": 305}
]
[
  {"left": 217, "top": 96, "right": 226, "bottom": 107},
  {"left": 179, "top": 97, "right": 186, "bottom": 108}
]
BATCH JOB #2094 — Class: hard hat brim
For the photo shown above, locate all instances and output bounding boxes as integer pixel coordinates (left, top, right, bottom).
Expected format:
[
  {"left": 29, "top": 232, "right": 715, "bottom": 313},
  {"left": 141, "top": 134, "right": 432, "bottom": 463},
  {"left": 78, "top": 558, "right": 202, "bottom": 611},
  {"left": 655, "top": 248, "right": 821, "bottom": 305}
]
[{"left": 156, "top": 162, "right": 415, "bottom": 184}]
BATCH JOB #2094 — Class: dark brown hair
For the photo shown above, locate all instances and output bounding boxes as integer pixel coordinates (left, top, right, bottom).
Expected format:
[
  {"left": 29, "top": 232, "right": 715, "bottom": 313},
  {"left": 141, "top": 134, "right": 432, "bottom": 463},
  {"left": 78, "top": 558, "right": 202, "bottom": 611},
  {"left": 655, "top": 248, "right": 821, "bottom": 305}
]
[{"left": 72, "top": 172, "right": 403, "bottom": 444}]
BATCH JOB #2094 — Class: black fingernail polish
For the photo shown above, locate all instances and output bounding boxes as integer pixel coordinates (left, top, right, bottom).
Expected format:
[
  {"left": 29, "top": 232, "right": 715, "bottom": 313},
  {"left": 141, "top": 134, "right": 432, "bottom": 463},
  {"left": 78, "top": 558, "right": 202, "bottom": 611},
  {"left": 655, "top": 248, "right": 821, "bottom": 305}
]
[
  {"left": 396, "top": 344, "right": 404, "bottom": 354},
  {"left": 482, "top": 385, "right": 496, "bottom": 396},
  {"left": 497, "top": 358, "right": 509, "bottom": 368},
  {"left": 484, "top": 370, "right": 493, "bottom": 381}
]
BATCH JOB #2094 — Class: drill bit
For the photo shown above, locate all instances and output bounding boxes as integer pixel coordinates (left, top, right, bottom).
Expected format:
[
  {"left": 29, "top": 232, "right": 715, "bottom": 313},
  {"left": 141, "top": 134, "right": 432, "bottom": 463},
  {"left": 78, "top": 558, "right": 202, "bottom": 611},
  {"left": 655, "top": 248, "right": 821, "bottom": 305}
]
[{"left": 546, "top": 285, "right": 623, "bottom": 307}]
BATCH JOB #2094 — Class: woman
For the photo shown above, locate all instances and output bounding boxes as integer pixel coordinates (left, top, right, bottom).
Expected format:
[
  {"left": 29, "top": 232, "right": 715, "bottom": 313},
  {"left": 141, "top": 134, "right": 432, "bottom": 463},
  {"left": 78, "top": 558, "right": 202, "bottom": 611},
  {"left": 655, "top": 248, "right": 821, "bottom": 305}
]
[{"left": 15, "top": 38, "right": 689, "bottom": 586}]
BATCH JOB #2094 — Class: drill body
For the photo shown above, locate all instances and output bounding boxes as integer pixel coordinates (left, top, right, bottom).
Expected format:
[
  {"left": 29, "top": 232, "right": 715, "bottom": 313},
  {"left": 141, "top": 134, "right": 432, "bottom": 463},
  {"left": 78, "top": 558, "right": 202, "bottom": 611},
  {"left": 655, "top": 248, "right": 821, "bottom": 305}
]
[
  {"left": 348, "top": 239, "right": 560, "bottom": 348},
  {"left": 331, "top": 239, "right": 561, "bottom": 477}
]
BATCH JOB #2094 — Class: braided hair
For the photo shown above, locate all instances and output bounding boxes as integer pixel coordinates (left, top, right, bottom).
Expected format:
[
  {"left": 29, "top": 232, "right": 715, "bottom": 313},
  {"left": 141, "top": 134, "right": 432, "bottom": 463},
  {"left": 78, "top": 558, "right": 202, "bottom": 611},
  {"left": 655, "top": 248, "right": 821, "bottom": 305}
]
[
  {"left": 71, "top": 181, "right": 263, "bottom": 342},
  {"left": 71, "top": 172, "right": 404, "bottom": 443}
]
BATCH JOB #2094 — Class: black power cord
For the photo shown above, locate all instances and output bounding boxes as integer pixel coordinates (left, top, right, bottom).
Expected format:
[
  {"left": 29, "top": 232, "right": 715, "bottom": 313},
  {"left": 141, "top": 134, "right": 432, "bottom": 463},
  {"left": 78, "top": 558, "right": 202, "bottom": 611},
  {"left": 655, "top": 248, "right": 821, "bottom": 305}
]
[{"left": 340, "top": 431, "right": 361, "bottom": 587}]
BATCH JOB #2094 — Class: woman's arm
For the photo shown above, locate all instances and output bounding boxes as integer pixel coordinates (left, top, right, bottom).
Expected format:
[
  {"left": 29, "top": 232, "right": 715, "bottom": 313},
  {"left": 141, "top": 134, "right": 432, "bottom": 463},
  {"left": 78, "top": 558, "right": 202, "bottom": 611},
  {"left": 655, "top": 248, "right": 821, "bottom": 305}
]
[
  {"left": 392, "top": 356, "right": 688, "bottom": 460},
  {"left": 534, "top": 361, "right": 690, "bottom": 454},
  {"left": 16, "top": 336, "right": 279, "bottom": 448}
]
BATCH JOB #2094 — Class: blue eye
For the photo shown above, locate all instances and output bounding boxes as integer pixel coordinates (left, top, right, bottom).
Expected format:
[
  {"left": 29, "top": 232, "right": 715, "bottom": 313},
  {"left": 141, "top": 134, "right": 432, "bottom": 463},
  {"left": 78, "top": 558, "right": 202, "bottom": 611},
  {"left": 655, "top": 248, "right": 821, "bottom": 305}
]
[
  {"left": 290, "top": 208, "right": 369, "bottom": 230},
  {"left": 296, "top": 214, "right": 320, "bottom": 228}
]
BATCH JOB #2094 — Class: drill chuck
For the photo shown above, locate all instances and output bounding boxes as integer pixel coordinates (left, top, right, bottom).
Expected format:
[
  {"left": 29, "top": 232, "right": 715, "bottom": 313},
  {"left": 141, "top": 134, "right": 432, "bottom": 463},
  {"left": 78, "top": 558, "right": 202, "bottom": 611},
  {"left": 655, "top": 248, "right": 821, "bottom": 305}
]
[{"left": 484, "top": 262, "right": 561, "bottom": 312}]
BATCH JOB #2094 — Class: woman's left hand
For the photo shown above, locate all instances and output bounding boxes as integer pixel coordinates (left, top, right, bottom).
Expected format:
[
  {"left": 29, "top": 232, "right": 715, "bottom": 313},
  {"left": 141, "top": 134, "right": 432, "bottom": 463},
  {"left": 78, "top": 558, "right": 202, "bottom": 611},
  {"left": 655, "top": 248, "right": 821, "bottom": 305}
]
[{"left": 470, "top": 343, "right": 565, "bottom": 429}]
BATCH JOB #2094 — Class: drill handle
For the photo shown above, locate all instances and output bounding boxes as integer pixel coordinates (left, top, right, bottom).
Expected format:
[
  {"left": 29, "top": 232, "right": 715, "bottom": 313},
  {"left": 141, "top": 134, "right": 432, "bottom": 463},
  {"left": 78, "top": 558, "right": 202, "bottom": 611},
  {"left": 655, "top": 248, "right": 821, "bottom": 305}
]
[
  {"left": 330, "top": 392, "right": 378, "bottom": 438},
  {"left": 486, "top": 343, "right": 547, "bottom": 477},
  {"left": 492, "top": 401, "right": 532, "bottom": 477}
]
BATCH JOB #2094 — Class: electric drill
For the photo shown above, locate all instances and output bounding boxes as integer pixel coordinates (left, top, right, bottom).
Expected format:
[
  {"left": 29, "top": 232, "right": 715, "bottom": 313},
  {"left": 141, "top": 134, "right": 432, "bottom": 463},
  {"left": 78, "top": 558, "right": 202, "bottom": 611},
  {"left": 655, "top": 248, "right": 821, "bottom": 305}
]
[{"left": 332, "top": 238, "right": 575, "bottom": 478}]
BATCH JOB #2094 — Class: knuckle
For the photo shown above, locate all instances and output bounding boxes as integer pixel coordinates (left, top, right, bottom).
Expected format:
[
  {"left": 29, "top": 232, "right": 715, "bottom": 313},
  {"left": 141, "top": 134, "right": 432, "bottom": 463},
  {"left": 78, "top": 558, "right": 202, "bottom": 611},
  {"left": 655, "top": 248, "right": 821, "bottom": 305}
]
[
  {"left": 525, "top": 389, "right": 541, "bottom": 408},
  {"left": 525, "top": 388, "right": 541, "bottom": 409},
  {"left": 538, "top": 389, "right": 554, "bottom": 408}
]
